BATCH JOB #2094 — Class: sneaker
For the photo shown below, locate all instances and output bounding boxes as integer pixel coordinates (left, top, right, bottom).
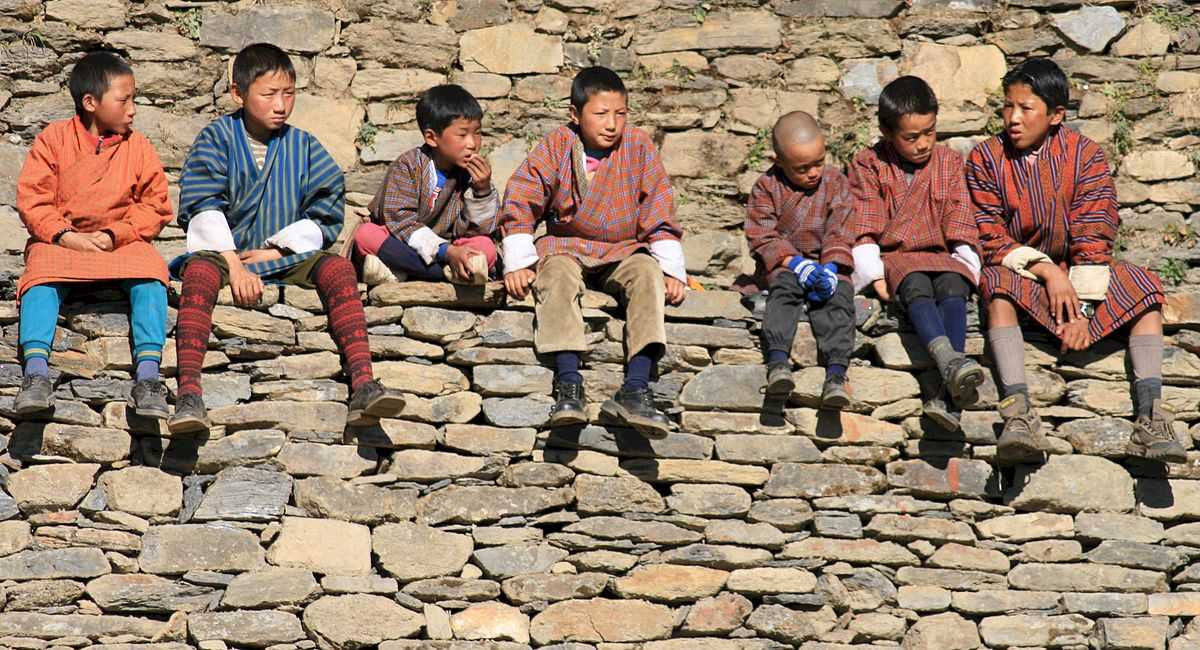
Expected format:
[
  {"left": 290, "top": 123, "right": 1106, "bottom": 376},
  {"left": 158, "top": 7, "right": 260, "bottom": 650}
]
[
  {"left": 924, "top": 387, "right": 961, "bottom": 432},
  {"left": 943, "top": 356, "right": 985, "bottom": 405},
  {"left": 996, "top": 392, "right": 1047, "bottom": 462},
  {"left": 347, "top": 379, "right": 406, "bottom": 426},
  {"left": 765, "top": 362, "right": 795, "bottom": 397},
  {"left": 820, "top": 373, "right": 850, "bottom": 410},
  {"left": 601, "top": 386, "right": 672, "bottom": 439},
  {"left": 13, "top": 374, "right": 53, "bottom": 416},
  {"left": 549, "top": 381, "right": 587, "bottom": 427},
  {"left": 444, "top": 254, "right": 489, "bottom": 285},
  {"left": 131, "top": 379, "right": 169, "bottom": 420},
  {"left": 361, "top": 254, "right": 398, "bottom": 286},
  {"left": 168, "top": 394, "right": 210, "bottom": 434},
  {"left": 1129, "top": 400, "right": 1187, "bottom": 463}
]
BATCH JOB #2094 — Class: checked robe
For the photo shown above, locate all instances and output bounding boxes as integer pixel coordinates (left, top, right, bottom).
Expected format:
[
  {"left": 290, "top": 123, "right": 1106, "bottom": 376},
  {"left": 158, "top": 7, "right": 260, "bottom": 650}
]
[
  {"left": 966, "top": 125, "right": 1163, "bottom": 343},
  {"left": 745, "top": 164, "right": 855, "bottom": 284}
]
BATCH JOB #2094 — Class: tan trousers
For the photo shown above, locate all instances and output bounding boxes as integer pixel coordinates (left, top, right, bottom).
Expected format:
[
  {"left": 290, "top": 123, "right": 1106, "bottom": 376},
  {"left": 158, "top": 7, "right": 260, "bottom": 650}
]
[{"left": 534, "top": 253, "right": 667, "bottom": 361}]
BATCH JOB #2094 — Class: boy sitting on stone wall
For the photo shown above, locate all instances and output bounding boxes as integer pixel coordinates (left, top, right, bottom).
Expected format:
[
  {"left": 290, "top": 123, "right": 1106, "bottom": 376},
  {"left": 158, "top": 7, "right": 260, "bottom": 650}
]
[
  {"left": 499, "top": 66, "right": 686, "bottom": 438},
  {"left": 745, "top": 111, "right": 856, "bottom": 410}
]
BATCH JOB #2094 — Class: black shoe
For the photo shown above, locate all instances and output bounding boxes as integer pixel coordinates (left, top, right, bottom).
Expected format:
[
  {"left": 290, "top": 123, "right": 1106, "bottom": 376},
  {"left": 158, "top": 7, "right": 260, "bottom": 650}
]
[
  {"left": 131, "top": 379, "right": 169, "bottom": 420},
  {"left": 168, "top": 394, "right": 210, "bottom": 434},
  {"left": 347, "top": 379, "right": 406, "bottom": 426},
  {"left": 765, "top": 362, "right": 795, "bottom": 397},
  {"left": 820, "top": 373, "right": 850, "bottom": 410},
  {"left": 14, "top": 374, "right": 53, "bottom": 416},
  {"left": 549, "top": 381, "right": 587, "bottom": 427},
  {"left": 601, "top": 386, "right": 671, "bottom": 439}
]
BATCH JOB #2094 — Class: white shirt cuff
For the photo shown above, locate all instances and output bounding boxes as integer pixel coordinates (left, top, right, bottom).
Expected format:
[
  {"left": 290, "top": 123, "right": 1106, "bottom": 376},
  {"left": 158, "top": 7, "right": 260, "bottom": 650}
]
[
  {"left": 851, "top": 243, "right": 884, "bottom": 293},
  {"left": 408, "top": 226, "right": 448, "bottom": 266},
  {"left": 464, "top": 186, "right": 499, "bottom": 227},
  {"left": 186, "top": 210, "right": 236, "bottom": 253},
  {"left": 1002, "top": 246, "right": 1053, "bottom": 280},
  {"left": 650, "top": 239, "right": 687, "bottom": 283},
  {"left": 952, "top": 243, "right": 981, "bottom": 284},
  {"left": 501, "top": 233, "right": 538, "bottom": 272},
  {"left": 265, "top": 219, "right": 325, "bottom": 255}
]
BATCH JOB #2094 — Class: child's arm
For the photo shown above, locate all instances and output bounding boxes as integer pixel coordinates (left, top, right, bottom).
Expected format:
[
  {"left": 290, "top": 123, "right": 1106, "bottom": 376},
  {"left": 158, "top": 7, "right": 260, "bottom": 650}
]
[
  {"left": 965, "top": 145, "right": 1043, "bottom": 275},
  {"left": 499, "top": 135, "right": 558, "bottom": 286},
  {"left": 745, "top": 174, "right": 800, "bottom": 274},
  {"left": 107, "top": 137, "right": 173, "bottom": 247},
  {"left": 820, "top": 172, "right": 855, "bottom": 273},
  {"left": 1066, "top": 142, "right": 1118, "bottom": 267},
  {"left": 940, "top": 151, "right": 981, "bottom": 283},
  {"left": 463, "top": 154, "right": 499, "bottom": 235},
  {"left": 635, "top": 138, "right": 685, "bottom": 286},
  {"left": 846, "top": 152, "right": 886, "bottom": 294},
  {"left": 16, "top": 132, "right": 74, "bottom": 244},
  {"left": 268, "top": 137, "right": 344, "bottom": 255}
]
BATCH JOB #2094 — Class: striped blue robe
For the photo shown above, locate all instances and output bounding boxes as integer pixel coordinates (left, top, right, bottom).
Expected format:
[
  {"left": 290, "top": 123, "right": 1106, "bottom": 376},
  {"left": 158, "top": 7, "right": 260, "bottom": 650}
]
[{"left": 172, "top": 111, "right": 344, "bottom": 280}]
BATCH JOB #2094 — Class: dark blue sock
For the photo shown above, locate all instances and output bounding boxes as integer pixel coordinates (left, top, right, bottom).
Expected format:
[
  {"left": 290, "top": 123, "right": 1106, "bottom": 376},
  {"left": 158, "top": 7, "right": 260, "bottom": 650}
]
[
  {"left": 939, "top": 297, "right": 968, "bottom": 353},
  {"left": 826, "top": 363, "right": 847, "bottom": 379},
  {"left": 24, "top": 357, "right": 49, "bottom": 377},
  {"left": 555, "top": 352, "right": 582, "bottom": 385},
  {"left": 767, "top": 350, "right": 790, "bottom": 366},
  {"left": 623, "top": 346, "right": 659, "bottom": 392},
  {"left": 906, "top": 298, "right": 947, "bottom": 347},
  {"left": 377, "top": 237, "right": 446, "bottom": 281},
  {"left": 135, "top": 359, "right": 160, "bottom": 382}
]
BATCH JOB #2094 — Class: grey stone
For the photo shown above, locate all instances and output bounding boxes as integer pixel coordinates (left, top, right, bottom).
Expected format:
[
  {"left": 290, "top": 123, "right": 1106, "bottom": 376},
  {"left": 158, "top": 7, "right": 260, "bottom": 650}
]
[
  {"left": 188, "top": 610, "right": 306, "bottom": 648},
  {"left": 473, "top": 543, "right": 569, "bottom": 579},
  {"left": 418, "top": 486, "right": 575, "bottom": 525},
  {"left": 1086, "top": 539, "right": 1183, "bottom": 572},
  {"left": 1052, "top": 5, "right": 1126, "bottom": 53},
  {"left": 303, "top": 594, "right": 425, "bottom": 648},
  {"left": 563, "top": 516, "right": 703, "bottom": 545},
  {"left": 477, "top": 311, "right": 535, "bottom": 346},
  {"left": 548, "top": 424, "right": 713, "bottom": 460},
  {"left": 482, "top": 395, "right": 553, "bottom": 427},
  {"left": 501, "top": 573, "right": 609, "bottom": 604},
  {"left": 667, "top": 484, "right": 751, "bottom": 517},
  {"left": 139, "top": 525, "right": 265, "bottom": 575},
  {"left": 192, "top": 467, "right": 291, "bottom": 522},
  {"left": 222, "top": 568, "right": 319, "bottom": 609},
  {"left": 473, "top": 364, "right": 553, "bottom": 396},
  {"left": 679, "top": 365, "right": 766, "bottom": 411},
  {"left": 1075, "top": 513, "right": 1164, "bottom": 544},
  {"left": 1007, "top": 455, "right": 1134, "bottom": 513},
  {"left": 887, "top": 458, "right": 993, "bottom": 498},
  {"left": 0, "top": 548, "right": 109, "bottom": 580},
  {"left": 764, "top": 463, "right": 886, "bottom": 498},
  {"left": 1008, "top": 563, "right": 1167, "bottom": 593},
  {"left": 0, "top": 612, "right": 171, "bottom": 641},
  {"left": 85, "top": 574, "right": 216, "bottom": 614},
  {"left": 374, "top": 522, "right": 474, "bottom": 581},
  {"left": 575, "top": 474, "right": 666, "bottom": 514},
  {"left": 200, "top": 5, "right": 335, "bottom": 53},
  {"left": 294, "top": 476, "right": 417, "bottom": 525},
  {"left": 403, "top": 577, "right": 502, "bottom": 602}
]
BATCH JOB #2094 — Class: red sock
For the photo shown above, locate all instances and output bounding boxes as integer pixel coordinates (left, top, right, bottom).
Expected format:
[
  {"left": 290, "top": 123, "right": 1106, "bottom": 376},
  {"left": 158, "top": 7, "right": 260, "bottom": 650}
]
[
  {"left": 313, "top": 256, "right": 374, "bottom": 391},
  {"left": 176, "top": 258, "right": 222, "bottom": 398}
]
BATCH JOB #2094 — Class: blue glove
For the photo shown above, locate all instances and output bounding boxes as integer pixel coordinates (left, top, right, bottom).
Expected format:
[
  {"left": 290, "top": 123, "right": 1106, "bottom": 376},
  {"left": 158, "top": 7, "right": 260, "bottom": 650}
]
[
  {"left": 788, "top": 257, "right": 819, "bottom": 287},
  {"left": 806, "top": 263, "right": 839, "bottom": 304}
]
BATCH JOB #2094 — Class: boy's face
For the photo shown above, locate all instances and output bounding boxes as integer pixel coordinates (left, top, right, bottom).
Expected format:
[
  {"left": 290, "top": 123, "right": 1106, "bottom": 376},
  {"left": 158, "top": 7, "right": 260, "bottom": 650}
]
[
  {"left": 1002, "top": 82, "right": 1064, "bottom": 152},
  {"left": 233, "top": 69, "right": 295, "bottom": 135},
  {"left": 425, "top": 117, "right": 483, "bottom": 170},
  {"left": 776, "top": 137, "right": 826, "bottom": 190},
  {"left": 570, "top": 90, "right": 628, "bottom": 151},
  {"left": 83, "top": 73, "right": 137, "bottom": 135},
  {"left": 883, "top": 112, "right": 937, "bottom": 166}
]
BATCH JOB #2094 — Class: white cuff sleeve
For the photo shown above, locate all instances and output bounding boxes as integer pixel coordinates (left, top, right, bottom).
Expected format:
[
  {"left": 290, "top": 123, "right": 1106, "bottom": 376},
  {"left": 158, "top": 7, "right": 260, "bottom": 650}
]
[
  {"left": 265, "top": 219, "right": 325, "bottom": 255},
  {"left": 650, "top": 239, "right": 687, "bottom": 283},
  {"left": 186, "top": 210, "right": 236, "bottom": 253},
  {"left": 464, "top": 186, "right": 499, "bottom": 228},
  {"left": 1002, "top": 246, "right": 1053, "bottom": 280},
  {"left": 952, "top": 243, "right": 982, "bottom": 284},
  {"left": 851, "top": 243, "right": 884, "bottom": 293},
  {"left": 501, "top": 233, "right": 539, "bottom": 272},
  {"left": 408, "top": 226, "right": 449, "bottom": 266}
]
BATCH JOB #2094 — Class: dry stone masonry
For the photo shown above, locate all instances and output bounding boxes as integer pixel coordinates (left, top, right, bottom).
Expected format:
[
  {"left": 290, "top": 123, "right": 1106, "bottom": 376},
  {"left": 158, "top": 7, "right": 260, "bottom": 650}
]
[{"left": 1, "top": 0, "right": 1200, "bottom": 648}]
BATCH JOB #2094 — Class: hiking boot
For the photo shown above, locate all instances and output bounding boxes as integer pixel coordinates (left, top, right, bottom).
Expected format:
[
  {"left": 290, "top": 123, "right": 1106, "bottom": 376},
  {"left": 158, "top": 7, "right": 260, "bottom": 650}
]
[
  {"left": 996, "top": 392, "right": 1047, "bottom": 462},
  {"left": 131, "top": 378, "right": 169, "bottom": 420},
  {"left": 444, "top": 254, "right": 489, "bottom": 285},
  {"left": 601, "top": 387, "right": 671, "bottom": 439},
  {"left": 549, "top": 381, "right": 587, "bottom": 427},
  {"left": 13, "top": 374, "right": 53, "bottom": 416},
  {"left": 347, "top": 379, "right": 406, "bottom": 426},
  {"left": 361, "top": 254, "right": 399, "bottom": 286},
  {"left": 924, "top": 386, "right": 961, "bottom": 432},
  {"left": 820, "top": 373, "right": 850, "bottom": 410},
  {"left": 765, "top": 362, "right": 795, "bottom": 397},
  {"left": 943, "top": 356, "right": 985, "bottom": 405},
  {"left": 1129, "top": 400, "right": 1188, "bottom": 463},
  {"left": 168, "top": 394, "right": 210, "bottom": 434}
]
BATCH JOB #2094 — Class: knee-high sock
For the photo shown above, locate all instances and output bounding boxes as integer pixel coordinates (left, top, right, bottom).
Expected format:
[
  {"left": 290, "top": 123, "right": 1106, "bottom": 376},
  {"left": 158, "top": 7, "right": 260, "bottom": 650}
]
[
  {"left": 313, "top": 256, "right": 374, "bottom": 391},
  {"left": 988, "top": 325, "right": 1027, "bottom": 397},
  {"left": 907, "top": 298, "right": 947, "bottom": 347},
  {"left": 939, "top": 296, "right": 968, "bottom": 353},
  {"left": 1129, "top": 334, "right": 1163, "bottom": 417},
  {"left": 623, "top": 343, "right": 662, "bottom": 392},
  {"left": 175, "top": 260, "right": 222, "bottom": 398},
  {"left": 555, "top": 351, "right": 582, "bottom": 385}
]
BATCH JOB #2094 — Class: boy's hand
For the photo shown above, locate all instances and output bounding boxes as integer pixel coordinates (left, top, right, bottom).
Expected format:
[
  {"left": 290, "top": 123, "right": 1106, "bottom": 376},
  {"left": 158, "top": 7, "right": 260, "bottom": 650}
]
[
  {"left": 223, "top": 252, "right": 264, "bottom": 306},
  {"left": 1034, "top": 262, "right": 1081, "bottom": 328},
  {"left": 1058, "top": 318, "right": 1090, "bottom": 353},
  {"left": 463, "top": 154, "right": 493, "bottom": 194},
  {"left": 445, "top": 244, "right": 482, "bottom": 281},
  {"left": 665, "top": 276, "right": 686, "bottom": 305},
  {"left": 504, "top": 268, "right": 536, "bottom": 300},
  {"left": 872, "top": 278, "right": 891, "bottom": 302},
  {"left": 58, "top": 231, "right": 108, "bottom": 253},
  {"left": 239, "top": 248, "right": 284, "bottom": 265}
]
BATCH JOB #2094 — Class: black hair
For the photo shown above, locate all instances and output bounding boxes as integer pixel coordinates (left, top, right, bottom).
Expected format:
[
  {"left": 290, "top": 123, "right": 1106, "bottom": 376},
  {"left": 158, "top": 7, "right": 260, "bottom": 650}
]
[
  {"left": 416, "top": 84, "right": 484, "bottom": 134},
  {"left": 878, "top": 75, "right": 939, "bottom": 132},
  {"left": 232, "top": 43, "right": 295, "bottom": 95},
  {"left": 68, "top": 51, "right": 133, "bottom": 115},
  {"left": 570, "top": 66, "right": 626, "bottom": 112},
  {"left": 1003, "top": 57, "right": 1070, "bottom": 111}
]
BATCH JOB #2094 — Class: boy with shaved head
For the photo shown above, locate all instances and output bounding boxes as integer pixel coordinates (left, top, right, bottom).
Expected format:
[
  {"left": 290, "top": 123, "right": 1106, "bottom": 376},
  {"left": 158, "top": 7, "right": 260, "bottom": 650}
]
[{"left": 745, "top": 111, "right": 856, "bottom": 408}]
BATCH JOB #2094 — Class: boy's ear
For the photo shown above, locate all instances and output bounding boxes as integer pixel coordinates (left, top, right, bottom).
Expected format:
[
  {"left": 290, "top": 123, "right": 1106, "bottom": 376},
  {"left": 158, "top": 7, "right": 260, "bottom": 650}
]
[
  {"left": 422, "top": 128, "right": 440, "bottom": 148},
  {"left": 80, "top": 92, "right": 99, "bottom": 114},
  {"left": 230, "top": 82, "right": 245, "bottom": 108},
  {"left": 1049, "top": 104, "right": 1067, "bottom": 127},
  {"left": 568, "top": 105, "right": 580, "bottom": 125}
]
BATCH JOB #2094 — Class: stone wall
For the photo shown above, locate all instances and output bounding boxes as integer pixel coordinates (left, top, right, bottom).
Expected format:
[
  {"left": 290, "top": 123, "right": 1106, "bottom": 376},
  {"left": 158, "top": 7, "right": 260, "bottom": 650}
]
[{"left": 3, "top": 1, "right": 1200, "bottom": 649}]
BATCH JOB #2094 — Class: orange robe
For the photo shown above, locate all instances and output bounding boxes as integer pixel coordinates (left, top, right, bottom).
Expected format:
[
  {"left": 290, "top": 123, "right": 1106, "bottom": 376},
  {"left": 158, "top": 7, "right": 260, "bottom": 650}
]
[{"left": 16, "top": 116, "right": 172, "bottom": 297}]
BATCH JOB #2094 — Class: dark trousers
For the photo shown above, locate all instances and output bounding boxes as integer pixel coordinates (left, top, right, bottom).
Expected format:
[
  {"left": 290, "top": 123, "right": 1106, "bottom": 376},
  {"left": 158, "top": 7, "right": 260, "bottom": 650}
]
[
  {"left": 763, "top": 273, "right": 854, "bottom": 367},
  {"left": 896, "top": 271, "right": 971, "bottom": 307}
]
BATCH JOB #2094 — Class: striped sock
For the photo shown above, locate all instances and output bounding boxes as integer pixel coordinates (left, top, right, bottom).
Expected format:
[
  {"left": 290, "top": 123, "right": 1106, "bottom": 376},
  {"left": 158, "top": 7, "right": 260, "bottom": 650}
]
[
  {"left": 313, "top": 256, "right": 374, "bottom": 391},
  {"left": 175, "top": 259, "right": 222, "bottom": 398}
]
